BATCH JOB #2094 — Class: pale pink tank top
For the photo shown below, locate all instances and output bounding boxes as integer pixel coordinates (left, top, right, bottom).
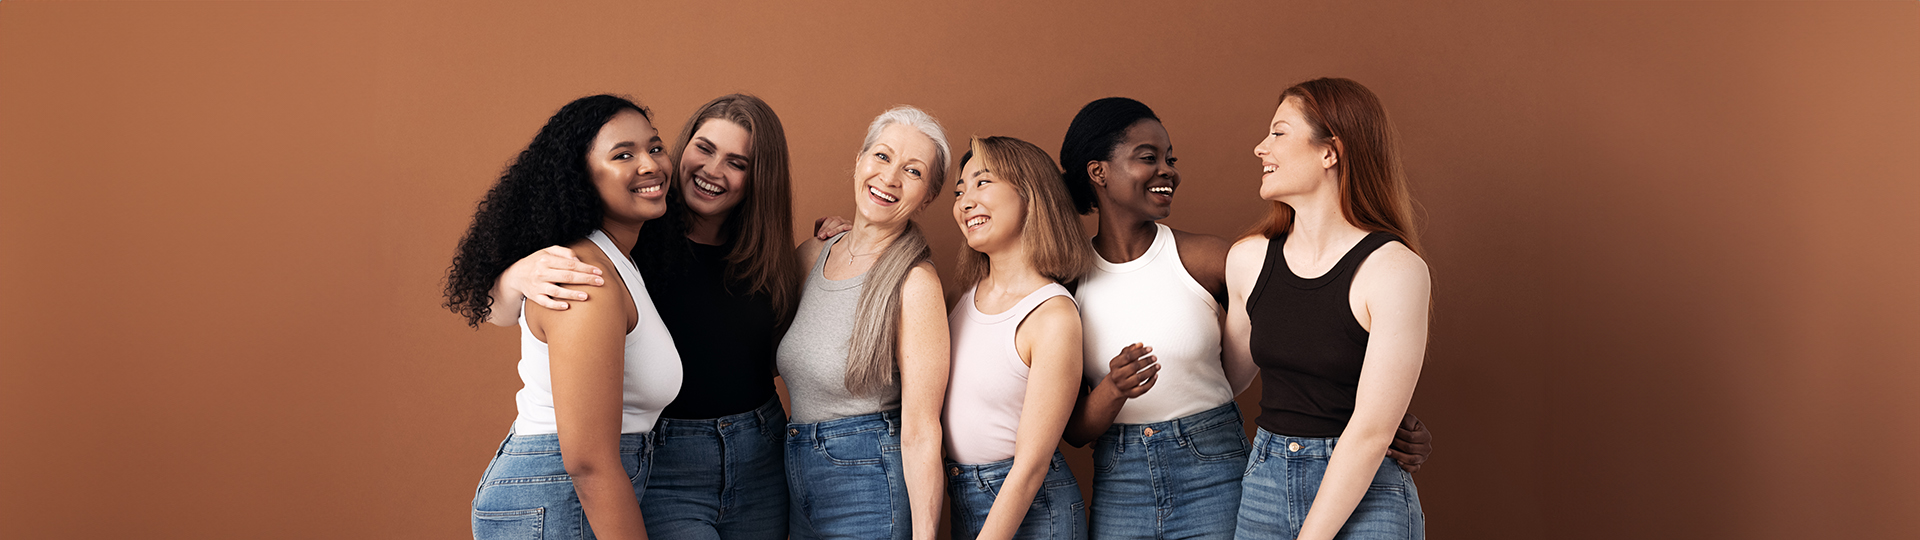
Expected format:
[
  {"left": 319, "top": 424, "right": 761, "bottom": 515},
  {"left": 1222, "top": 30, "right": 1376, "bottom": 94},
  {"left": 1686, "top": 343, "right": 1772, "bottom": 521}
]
[{"left": 942, "top": 282, "right": 1075, "bottom": 465}]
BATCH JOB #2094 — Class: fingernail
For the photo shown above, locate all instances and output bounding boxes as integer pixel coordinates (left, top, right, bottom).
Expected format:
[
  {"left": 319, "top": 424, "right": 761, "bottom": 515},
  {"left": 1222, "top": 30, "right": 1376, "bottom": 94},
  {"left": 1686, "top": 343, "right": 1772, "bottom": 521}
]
[{"left": 594, "top": 278, "right": 604, "bottom": 285}]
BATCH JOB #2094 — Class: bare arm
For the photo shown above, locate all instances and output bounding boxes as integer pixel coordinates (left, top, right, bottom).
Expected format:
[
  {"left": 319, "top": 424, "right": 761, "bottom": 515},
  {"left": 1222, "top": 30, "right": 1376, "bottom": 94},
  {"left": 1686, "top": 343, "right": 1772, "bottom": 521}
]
[
  {"left": 1296, "top": 244, "right": 1429, "bottom": 540},
  {"left": 486, "top": 246, "right": 605, "bottom": 327},
  {"left": 977, "top": 297, "right": 1082, "bottom": 540},
  {"left": 1063, "top": 343, "right": 1159, "bottom": 447},
  {"left": 1221, "top": 237, "right": 1268, "bottom": 396},
  {"left": 530, "top": 247, "right": 647, "bottom": 539},
  {"left": 896, "top": 263, "right": 950, "bottom": 540}
]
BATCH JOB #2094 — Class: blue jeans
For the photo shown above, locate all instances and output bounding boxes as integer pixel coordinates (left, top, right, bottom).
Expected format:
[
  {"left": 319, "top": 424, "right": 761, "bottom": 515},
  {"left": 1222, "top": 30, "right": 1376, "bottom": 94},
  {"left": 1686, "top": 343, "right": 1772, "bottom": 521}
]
[
  {"left": 1235, "top": 429, "right": 1424, "bottom": 539},
  {"left": 946, "top": 450, "right": 1086, "bottom": 540},
  {"left": 1090, "top": 402, "right": 1247, "bottom": 540},
  {"left": 785, "top": 409, "right": 911, "bottom": 540},
  {"left": 471, "top": 429, "right": 653, "bottom": 540},
  {"left": 642, "top": 398, "right": 788, "bottom": 540}
]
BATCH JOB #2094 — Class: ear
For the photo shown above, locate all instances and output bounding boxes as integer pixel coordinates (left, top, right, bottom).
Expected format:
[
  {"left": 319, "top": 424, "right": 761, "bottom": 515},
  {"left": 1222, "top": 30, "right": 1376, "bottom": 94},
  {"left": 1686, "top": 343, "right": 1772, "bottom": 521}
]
[
  {"left": 1086, "top": 161, "right": 1107, "bottom": 187},
  {"left": 1321, "top": 137, "right": 1343, "bottom": 170}
]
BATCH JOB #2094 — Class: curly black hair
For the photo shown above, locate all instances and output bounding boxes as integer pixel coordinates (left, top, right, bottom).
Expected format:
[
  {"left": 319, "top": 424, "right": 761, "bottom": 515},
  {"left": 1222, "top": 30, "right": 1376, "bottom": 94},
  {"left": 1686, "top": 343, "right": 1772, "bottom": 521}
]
[
  {"left": 1058, "top": 97, "right": 1159, "bottom": 215},
  {"left": 444, "top": 94, "right": 649, "bottom": 327}
]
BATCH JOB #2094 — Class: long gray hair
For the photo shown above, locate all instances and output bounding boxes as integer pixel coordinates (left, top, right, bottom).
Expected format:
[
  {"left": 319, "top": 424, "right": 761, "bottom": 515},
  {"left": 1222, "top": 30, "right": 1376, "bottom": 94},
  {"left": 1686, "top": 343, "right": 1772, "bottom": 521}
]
[{"left": 843, "top": 106, "right": 949, "bottom": 396}]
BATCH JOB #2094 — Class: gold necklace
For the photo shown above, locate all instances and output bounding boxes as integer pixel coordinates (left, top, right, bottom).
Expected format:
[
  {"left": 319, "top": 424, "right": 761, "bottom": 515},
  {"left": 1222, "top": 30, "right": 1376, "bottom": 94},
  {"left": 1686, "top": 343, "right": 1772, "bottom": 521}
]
[{"left": 843, "top": 234, "right": 887, "bottom": 264}]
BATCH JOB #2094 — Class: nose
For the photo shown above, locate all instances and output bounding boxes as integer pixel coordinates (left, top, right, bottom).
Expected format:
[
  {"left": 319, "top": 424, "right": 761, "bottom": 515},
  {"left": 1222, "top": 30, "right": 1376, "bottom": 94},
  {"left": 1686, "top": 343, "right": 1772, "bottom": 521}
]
[
  {"left": 1253, "top": 140, "right": 1268, "bottom": 159},
  {"left": 638, "top": 154, "right": 660, "bottom": 175}
]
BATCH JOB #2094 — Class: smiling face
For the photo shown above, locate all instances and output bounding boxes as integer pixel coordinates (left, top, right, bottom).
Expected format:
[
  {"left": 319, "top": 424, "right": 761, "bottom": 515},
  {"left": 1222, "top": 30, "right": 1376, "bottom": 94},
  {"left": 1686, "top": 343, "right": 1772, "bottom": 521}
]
[
  {"left": 588, "top": 109, "right": 671, "bottom": 225},
  {"left": 952, "top": 152, "right": 1028, "bottom": 256},
  {"left": 676, "top": 119, "right": 752, "bottom": 221},
  {"left": 1094, "top": 119, "right": 1180, "bottom": 220},
  {"left": 1253, "top": 96, "right": 1338, "bottom": 202},
  {"left": 852, "top": 122, "right": 939, "bottom": 227}
]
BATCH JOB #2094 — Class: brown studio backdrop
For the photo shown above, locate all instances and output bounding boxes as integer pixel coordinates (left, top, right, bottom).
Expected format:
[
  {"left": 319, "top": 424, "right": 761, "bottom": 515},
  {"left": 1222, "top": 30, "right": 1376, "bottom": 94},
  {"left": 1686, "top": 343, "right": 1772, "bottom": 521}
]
[{"left": 2, "top": 1, "right": 1916, "bottom": 538}]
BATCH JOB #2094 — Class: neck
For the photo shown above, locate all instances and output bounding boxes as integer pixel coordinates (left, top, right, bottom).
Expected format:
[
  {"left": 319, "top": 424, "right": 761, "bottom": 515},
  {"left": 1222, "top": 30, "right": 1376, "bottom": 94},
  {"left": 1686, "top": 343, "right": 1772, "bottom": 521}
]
[
  {"left": 599, "top": 219, "right": 643, "bottom": 255},
  {"left": 846, "top": 215, "right": 907, "bottom": 255},
  {"left": 1280, "top": 183, "right": 1364, "bottom": 254},
  {"left": 1092, "top": 206, "right": 1158, "bottom": 264},
  {"left": 685, "top": 209, "right": 727, "bottom": 246},
  {"left": 980, "top": 240, "right": 1047, "bottom": 296}
]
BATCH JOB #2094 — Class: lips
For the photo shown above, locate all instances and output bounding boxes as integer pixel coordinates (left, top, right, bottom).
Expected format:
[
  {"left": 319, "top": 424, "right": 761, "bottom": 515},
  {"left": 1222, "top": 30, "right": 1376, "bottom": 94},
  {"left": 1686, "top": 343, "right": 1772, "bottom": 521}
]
[
  {"left": 691, "top": 175, "right": 727, "bottom": 198},
  {"left": 963, "top": 214, "right": 989, "bottom": 231},
  {"left": 631, "top": 178, "right": 666, "bottom": 199},
  {"left": 868, "top": 186, "right": 899, "bottom": 205}
]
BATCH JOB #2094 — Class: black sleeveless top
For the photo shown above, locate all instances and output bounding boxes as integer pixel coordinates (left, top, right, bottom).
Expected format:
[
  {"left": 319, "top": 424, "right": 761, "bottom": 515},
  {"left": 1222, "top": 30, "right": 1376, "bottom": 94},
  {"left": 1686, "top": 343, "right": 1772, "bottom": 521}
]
[
  {"left": 1246, "top": 231, "right": 1402, "bottom": 437},
  {"left": 637, "top": 237, "right": 780, "bottom": 420}
]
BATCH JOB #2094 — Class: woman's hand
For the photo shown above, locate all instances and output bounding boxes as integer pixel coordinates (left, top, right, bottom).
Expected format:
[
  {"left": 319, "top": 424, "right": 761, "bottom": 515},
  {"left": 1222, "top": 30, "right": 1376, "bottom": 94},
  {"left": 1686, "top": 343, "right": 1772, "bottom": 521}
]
[
  {"left": 812, "top": 216, "right": 852, "bottom": 240},
  {"left": 1386, "top": 413, "right": 1433, "bottom": 473},
  {"left": 503, "top": 246, "right": 605, "bottom": 310},
  {"left": 1095, "top": 343, "right": 1159, "bottom": 401}
]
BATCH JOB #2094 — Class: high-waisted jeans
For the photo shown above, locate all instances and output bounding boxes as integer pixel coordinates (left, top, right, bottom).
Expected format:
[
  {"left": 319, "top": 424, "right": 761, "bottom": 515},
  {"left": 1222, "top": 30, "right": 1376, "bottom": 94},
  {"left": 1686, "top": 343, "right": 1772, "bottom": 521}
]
[
  {"left": 785, "top": 409, "right": 911, "bottom": 540},
  {"left": 1089, "top": 402, "right": 1247, "bottom": 540},
  {"left": 1235, "top": 428, "right": 1424, "bottom": 539},
  {"left": 471, "top": 429, "right": 653, "bottom": 540},
  {"left": 946, "top": 450, "right": 1086, "bottom": 540},
  {"left": 642, "top": 398, "right": 789, "bottom": 540}
]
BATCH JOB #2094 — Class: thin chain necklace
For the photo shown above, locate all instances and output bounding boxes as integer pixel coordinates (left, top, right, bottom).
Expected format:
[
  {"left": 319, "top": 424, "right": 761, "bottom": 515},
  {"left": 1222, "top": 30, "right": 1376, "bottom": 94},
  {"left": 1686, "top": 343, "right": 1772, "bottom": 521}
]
[{"left": 842, "top": 232, "right": 887, "bottom": 264}]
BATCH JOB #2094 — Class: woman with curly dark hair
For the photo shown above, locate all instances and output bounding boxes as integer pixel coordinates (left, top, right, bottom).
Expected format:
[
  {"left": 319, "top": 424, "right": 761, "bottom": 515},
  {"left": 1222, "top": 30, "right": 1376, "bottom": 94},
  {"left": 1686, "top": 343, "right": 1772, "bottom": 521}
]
[
  {"left": 482, "top": 94, "right": 800, "bottom": 540},
  {"left": 445, "top": 94, "right": 681, "bottom": 540}
]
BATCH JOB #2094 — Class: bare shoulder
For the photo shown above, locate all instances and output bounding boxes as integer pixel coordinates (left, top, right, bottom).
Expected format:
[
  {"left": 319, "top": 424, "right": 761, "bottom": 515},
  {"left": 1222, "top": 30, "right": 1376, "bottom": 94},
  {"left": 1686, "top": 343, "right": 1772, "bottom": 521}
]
[
  {"left": 901, "top": 261, "right": 946, "bottom": 301},
  {"left": 1171, "top": 228, "right": 1233, "bottom": 262},
  {"left": 528, "top": 238, "right": 625, "bottom": 329},
  {"left": 1024, "top": 295, "right": 1083, "bottom": 333},
  {"left": 795, "top": 236, "right": 827, "bottom": 272},
  {"left": 1226, "top": 235, "right": 1270, "bottom": 272},
  {"left": 1353, "top": 241, "right": 1431, "bottom": 300}
]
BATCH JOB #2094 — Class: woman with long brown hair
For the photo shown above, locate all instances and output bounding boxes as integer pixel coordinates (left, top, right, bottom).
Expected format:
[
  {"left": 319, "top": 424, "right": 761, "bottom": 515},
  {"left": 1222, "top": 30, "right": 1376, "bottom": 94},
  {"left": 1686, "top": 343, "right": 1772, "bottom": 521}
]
[
  {"left": 1223, "top": 78, "right": 1430, "bottom": 539},
  {"left": 486, "top": 94, "right": 799, "bottom": 540}
]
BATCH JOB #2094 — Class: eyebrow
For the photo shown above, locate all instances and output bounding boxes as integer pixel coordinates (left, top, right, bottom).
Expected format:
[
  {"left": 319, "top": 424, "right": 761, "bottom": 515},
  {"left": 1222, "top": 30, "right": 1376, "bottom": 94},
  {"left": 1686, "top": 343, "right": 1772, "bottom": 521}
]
[
  {"left": 695, "top": 136, "right": 751, "bottom": 162},
  {"left": 611, "top": 141, "right": 637, "bottom": 151},
  {"left": 1271, "top": 120, "right": 1289, "bottom": 130}
]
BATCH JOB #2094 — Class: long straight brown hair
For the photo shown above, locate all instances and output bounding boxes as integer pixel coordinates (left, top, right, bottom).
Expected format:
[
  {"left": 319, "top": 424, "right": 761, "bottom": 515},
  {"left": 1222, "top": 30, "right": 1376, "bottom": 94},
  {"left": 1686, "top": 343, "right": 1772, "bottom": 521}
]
[
  {"left": 668, "top": 94, "right": 801, "bottom": 323},
  {"left": 1248, "top": 78, "right": 1422, "bottom": 256}
]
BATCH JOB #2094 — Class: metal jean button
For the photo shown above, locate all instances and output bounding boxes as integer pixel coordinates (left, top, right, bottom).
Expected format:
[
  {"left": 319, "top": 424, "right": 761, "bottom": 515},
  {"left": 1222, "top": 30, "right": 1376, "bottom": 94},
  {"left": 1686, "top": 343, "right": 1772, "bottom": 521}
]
[{"left": 1288, "top": 442, "right": 1302, "bottom": 452}]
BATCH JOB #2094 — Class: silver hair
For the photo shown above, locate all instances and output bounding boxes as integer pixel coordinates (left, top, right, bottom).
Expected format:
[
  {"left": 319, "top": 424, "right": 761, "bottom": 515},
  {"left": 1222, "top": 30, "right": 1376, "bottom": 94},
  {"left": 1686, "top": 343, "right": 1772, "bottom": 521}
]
[{"left": 859, "top": 105, "right": 952, "bottom": 194}]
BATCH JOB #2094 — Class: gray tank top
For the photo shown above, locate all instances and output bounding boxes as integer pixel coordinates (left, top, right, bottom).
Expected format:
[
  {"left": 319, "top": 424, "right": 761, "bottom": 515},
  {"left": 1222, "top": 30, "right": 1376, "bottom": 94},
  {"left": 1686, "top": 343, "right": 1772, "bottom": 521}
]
[{"left": 776, "top": 233, "right": 902, "bottom": 423}]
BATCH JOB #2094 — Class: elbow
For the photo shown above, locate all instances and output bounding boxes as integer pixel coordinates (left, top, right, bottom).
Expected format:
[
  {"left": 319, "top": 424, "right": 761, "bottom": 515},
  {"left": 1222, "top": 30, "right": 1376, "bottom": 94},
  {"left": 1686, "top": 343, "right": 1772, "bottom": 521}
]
[
  {"left": 561, "top": 456, "right": 620, "bottom": 481},
  {"left": 900, "top": 417, "right": 943, "bottom": 453},
  {"left": 1063, "top": 428, "right": 1094, "bottom": 448}
]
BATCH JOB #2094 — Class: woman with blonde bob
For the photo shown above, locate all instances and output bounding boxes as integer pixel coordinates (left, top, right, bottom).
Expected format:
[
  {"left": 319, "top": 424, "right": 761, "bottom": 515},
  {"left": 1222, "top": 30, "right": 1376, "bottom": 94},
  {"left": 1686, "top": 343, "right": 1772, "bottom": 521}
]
[
  {"left": 779, "top": 106, "right": 952, "bottom": 540},
  {"left": 1223, "top": 77, "right": 1430, "bottom": 539},
  {"left": 944, "top": 136, "right": 1093, "bottom": 540}
]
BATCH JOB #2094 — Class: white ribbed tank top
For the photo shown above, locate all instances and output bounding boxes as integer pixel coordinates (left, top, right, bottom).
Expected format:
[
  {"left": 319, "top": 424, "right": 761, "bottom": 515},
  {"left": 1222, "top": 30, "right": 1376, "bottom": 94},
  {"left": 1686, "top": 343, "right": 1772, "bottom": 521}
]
[
  {"left": 1077, "top": 223, "right": 1232, "bottom": 424},
  {"left": 513, "top": 230, "right": 682, "bottom": 435}
]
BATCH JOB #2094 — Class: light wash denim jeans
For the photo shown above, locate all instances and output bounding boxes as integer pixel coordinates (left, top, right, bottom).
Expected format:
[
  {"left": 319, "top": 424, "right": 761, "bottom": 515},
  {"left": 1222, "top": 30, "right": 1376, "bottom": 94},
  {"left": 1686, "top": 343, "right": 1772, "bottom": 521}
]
[
  {"left": 1089, "top": 402, "right": 1247, "bottom": 540},
  {"left": 946, "top": 450, "right": 1086, "bottom": 540},
  {"left": 642, "top": 398, "right": 788, "bottom": 540},
  {"left": 471, "top": 429, "right": 653, "bottom": 540},
  {"left": 1235, "top": 428, "right": 1424, "bottom": 539},
  {"left": 784, "top": 409, "right": 911, "bottom": 540}
]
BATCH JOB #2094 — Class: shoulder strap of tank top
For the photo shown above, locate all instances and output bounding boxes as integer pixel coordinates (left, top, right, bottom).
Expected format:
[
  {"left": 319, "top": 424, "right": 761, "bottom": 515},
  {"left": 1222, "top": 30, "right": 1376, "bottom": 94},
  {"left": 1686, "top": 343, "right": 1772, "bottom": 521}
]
[
  {"left": 1009, "top": 282, "right": 1073, "bottom": 324},
  {"left": 1331, "top": 232, "right": 1403, "bottom": 279},
  {"left": 1246, "top": 232, "right": 1288, "bottom": 310},
  {"left": 812, "top": 232, "right": 846, "bottom": 276}
]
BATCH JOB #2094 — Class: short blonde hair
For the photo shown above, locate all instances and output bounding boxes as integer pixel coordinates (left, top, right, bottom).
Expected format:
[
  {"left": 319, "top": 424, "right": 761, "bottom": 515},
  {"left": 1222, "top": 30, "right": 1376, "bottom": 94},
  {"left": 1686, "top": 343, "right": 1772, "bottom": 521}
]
[{"left": 954, "top": 136, "right": 1092, "bottom": 286}]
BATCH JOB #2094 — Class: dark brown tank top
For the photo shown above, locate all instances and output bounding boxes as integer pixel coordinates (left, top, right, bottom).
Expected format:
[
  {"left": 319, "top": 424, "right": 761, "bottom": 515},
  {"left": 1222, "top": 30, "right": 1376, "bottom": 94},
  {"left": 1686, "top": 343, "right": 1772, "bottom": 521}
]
[{"left": 1246, "top": 231, "right": 1402, "bottom": 437}]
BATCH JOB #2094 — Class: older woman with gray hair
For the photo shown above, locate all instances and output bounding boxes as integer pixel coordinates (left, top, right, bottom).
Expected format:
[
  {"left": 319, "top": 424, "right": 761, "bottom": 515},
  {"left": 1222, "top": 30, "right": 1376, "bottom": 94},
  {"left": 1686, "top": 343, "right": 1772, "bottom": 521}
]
[{"left": 778, "top": 106, "right": 953, "bottom": 540}]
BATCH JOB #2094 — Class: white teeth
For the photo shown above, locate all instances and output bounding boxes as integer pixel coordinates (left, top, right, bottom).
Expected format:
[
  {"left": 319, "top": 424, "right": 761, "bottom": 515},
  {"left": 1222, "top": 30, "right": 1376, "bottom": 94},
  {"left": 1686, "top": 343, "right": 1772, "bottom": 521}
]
[
  {"left": 636, "top": 184, "right": 662, "bottom": 194},
  {"left": 1262, "top": 165, "right": 1277, "bottom": 174},
  {"left": 694, "top": 178, "right": 724, "bottom": 194},
  {"left": 966, "top": 216, "right": 988, "bottom": 227},
  {"left": 869, "top": 186, "right": 898, "bottom": 203},
  {"left": 1149, "top": 187, "right": 1173, "bottom": 195}
]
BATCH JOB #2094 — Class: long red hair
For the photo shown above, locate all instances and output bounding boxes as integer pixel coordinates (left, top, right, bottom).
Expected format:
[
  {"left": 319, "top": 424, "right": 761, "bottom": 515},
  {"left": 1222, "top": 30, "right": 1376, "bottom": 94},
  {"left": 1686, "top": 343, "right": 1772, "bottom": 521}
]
[{"left": 1249, "top": 78, "right": 1422, "bottom": 256}]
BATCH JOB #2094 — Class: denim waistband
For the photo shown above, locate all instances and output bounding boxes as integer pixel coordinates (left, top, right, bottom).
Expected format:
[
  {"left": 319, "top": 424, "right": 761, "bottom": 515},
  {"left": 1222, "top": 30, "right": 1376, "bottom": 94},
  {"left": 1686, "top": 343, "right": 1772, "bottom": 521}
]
[
  {"left": 1101, "top": 401, "right": 1241, "bottom": 444},
  {"left": 500, "top": 429, "right": 652, "bottom": 454},
  {"left": 945, "top": 450, "right": 1068, "bottom": 483},
  {"left": 1252, "top": 427, "right": 1344, "bottom": 459},
  {"left": 655, "top": 397, "right": 785, "bottom": 437},
  {"left": 786, "top": 407, "right": 901, "bottom": 441}
]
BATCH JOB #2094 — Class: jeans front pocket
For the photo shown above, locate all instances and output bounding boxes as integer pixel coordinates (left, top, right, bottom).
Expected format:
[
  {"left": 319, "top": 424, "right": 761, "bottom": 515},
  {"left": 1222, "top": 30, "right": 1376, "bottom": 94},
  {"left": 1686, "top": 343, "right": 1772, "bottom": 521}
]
[
  {"left": 1185, "top": 422, "right": 1251, "bottom": 462},
  {"left": 817, "top": 427, "right": 885, "bottom": 466}
]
